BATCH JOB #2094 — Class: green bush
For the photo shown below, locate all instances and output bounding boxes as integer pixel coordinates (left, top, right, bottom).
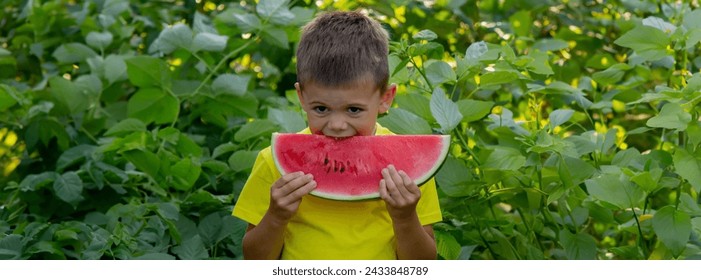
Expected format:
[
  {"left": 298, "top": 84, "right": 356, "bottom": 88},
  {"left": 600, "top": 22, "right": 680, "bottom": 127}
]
[{"left": 1, "top": 0, "right": 700, "bottom": 260}]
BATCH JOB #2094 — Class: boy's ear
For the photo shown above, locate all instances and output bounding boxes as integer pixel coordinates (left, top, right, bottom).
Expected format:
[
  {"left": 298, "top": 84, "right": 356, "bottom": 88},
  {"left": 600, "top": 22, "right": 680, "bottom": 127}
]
[
  {"left": 295, "top": 82, "right": 305, "bottom": 105},
  {"left": 379, "top": 84, "right": 397, "bottom": 114}
]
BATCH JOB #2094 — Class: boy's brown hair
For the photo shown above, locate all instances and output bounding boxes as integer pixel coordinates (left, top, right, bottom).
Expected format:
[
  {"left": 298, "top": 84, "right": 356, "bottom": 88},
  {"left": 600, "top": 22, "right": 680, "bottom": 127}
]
[{"left": 296, "top": 11, "right": 390, "bottom": 93}]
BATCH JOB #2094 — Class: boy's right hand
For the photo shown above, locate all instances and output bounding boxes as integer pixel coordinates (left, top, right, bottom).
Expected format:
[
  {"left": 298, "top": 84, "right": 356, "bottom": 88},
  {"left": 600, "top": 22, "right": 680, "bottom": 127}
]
[{"left": 268, "top": 172, "right": 316, "bottom": 223}]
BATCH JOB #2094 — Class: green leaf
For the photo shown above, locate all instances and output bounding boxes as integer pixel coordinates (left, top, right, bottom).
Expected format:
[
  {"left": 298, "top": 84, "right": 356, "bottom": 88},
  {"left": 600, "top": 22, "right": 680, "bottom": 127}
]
[
  {"left": 426, "top": 60, "right": 456, "bottom": 86},
  {"left": 465, "top": 41, "right": 488, "bottom": 63},
  {"left": 19, "top": 172, "right": 58, "bottom": 192},
  {"left": 155, "top": 202, "right": 180, "bottom": 221},
  {"left": 526, "top": 50, "right": 554, "bottom": 75},
  {"left": 53, "top": 172, "right": 84, "bottom": 205},
  {"left": 479, "top": 71, "right": 518, "bottom": 87},
  {"left": 234, "top": 120, "right": 278, "bottom": 142},
  {"left": 642, "top": 16, "right": 676, "bottom": 34},
  {"left": 171, "top": 158, "right": 201, "bottom": 191},
  {"left": 103, "top": 55, "right": 127, "bottom": 84},
  {"left": 456, "top": 99, "right": 493, "bottom": 123},
  {"left": 652, "top": 206, "right": 691, "bottom": 257},
  {"left": 212, "top": 142, "right": 238, "bottom": 159},
  {"left": 122, "top": 149, "right": 160, "bottom": 178},
  {"left": 257, "top": 0, "right": 295, "bottom": 25},
  {"left": 172, "top": 235, "right": 208, "bottom": 260},
  {"left": 127, "top": 88, "right": 179, "bottom": 125},
  {"left": 435, "top": 231, "right": 461, "bottom": 260},
  {"left": 192, "top": 32, "right": 228, "bottom": 52},
  {"left": 682, "top": 9, "right": 701, "bottom": 30},
  {"left": 585, "top": 174, "right": 645, "bottom": 209},
  {"left": 430, "top": 88, "right": 462, "bottom": 133},
  {"left": 0, "top": 234, "right": 23, "bottom": 260},
  {"left": 198, "top": 212, "right": 235, "bottom": 247},
  {"left": 549, "top": 109, "right": 574, "bottom": 128},
  {"left": 592, "top": 63, "right": 631, "bottom": 86},
  {"left": 86, "top": 31, "right": 114, "bottom": 50},
  {"left": 395, "top": 93, "right": 433, "bottom": 122},
  {"left": 630, "top": 168, "right": 663, "bottom": 193},
  {"left": 559, "top": 230, "right": 597, "bottom": 260},
  {"left": 378, "top": 108, "right": 432, "bottom": 135},
  {"left": 646, "top": 103, "right": 691, "bottom": 130},
  {"left": 49, "top": 76, "right": 88, "bottom": 115},
  {"left": 614, "top": 26, "right": 671, "bottom": 61},
  {"left": 56, "top": 144, "right": 96, "bottom": 172},
  {"left": 0, "top": 85, "right": 19, "bottom": 111},
  {"left": 268, "top": 108, "right": 306, "bottom": 133},
  {"left": 52, "top": 43, "right": 98, "bottom": 63},
  {"left": 211, "top": 74, "right": 250, "bottom": 96},
  {"left": 673, "top": 149, "right": 701, "bottom": 193},
  {"left": 150, "top": 23, "right": 193, "bottom": 54},
  {"left": 232, "top": 13, "right": 262, "bottom": 33},
  {"left": 413, "top": 29, "right": 438, "bottom": 41},
  {"left": 104, "top": 118, "right": 147, "bottom": 137},
  {"left": 125, "top": 56, "right": 172, "bottom": 88},
  {"left": 436, "top": 156, "right": 478, "bottom": 197},
  {"left": 229, "top": 150, "right": 259, "bottom": 173},
  {"left": 262, "top": 27, "right": 289, "bottom": 49},
  {"left": 177, "top": 134, "right": 203, "bottom": 157},
  {"left": 482, "top": 147, "right": 526, "bottom": 171}
]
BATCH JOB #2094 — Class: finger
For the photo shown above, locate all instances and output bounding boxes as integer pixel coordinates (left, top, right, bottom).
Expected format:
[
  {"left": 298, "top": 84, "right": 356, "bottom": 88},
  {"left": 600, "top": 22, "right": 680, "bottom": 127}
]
[
  {"left": 387, "top": 165, "right": 410, "bottom": 198},
  {"left": 382, "top": 167, "right": 403, "bottom": 200},
  {"left": 378, "top": 179, "right": 394, "bottom": 204},
  {"left": 282, "top": 173, "right": 314, "bottom": 193},
  {"left": 398, "top": 170, "right": 420, "bottom": 196},
  {"left": 288, "top": 179, "right": 317, "bottom": 199},
  {"left": 273, "top": 171, "right": 304, "bottom": 189}
]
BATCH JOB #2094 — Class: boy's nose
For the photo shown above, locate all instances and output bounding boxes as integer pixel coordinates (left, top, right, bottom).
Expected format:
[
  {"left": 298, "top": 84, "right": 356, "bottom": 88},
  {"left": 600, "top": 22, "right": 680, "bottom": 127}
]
[{"left": 327, "top": 116, "right": 348, "bottom": 132}]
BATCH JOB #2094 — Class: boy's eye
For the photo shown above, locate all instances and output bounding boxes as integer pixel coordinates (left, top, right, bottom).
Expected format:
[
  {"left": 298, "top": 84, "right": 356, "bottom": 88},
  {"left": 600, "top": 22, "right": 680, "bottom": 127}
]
[
  {"left": 348, "top": 107, "right": 362, "bottom": 114},
  {"left": 313, "top": 106, "right": 328, "bottom": 113}
]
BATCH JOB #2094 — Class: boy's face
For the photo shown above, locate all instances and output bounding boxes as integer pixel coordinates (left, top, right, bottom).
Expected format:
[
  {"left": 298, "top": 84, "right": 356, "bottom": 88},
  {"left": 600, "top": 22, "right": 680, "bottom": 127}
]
[{"left": 295, "top": 81, "right": 396, "bottom": 137}]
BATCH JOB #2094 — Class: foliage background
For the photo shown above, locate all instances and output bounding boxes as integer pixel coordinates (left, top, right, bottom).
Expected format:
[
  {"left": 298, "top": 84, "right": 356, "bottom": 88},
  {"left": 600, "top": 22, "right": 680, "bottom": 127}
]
[{"left": 1, "top": 0, "right": 700, "bottom": 260}]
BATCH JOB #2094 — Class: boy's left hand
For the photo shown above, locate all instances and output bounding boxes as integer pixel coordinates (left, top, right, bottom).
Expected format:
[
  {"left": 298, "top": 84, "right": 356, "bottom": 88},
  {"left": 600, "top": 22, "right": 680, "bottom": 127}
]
[{"left": 379, "top": 165, "right": 421, "bottom": 221}]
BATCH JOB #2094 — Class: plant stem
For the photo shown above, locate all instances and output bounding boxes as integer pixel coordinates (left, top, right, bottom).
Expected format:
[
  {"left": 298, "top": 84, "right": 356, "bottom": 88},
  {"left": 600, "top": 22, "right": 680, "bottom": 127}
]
[
  {"left": 192, "top": 38, "right": 258, "bottom": 97},
  {"left": 631, "top": 210, "right": 648, "bottom": 256},
  {"left": 409, "top": 56, "right": 434, "bottom": 93},
  {"left": 453, "top": 128, "right": 481, "bottom": 166}
]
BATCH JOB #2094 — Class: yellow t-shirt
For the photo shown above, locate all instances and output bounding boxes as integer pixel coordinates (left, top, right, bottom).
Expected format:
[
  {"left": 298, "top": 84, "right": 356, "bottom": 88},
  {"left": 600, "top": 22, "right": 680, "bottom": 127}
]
[{"left": 232, "top": 124, "right": 443, "bottom": 260}]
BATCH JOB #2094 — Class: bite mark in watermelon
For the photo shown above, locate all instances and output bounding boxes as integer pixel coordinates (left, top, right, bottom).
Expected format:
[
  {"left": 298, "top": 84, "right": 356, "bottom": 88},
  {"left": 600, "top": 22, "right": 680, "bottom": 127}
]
[{"left": 271, "top": 133, "right": 451, "bottom": 201}]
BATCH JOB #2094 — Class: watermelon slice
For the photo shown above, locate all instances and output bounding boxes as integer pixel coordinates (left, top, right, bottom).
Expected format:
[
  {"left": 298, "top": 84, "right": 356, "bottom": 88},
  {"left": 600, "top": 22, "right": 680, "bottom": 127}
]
[{"left": 271, "top": 133, "right": 451, "bottom": 201}]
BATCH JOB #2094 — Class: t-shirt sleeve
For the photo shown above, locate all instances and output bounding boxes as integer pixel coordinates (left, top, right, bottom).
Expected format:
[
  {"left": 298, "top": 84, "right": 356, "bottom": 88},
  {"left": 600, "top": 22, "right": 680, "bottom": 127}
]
[
  {"left": 232, "top": 148, "right": 277, "bottom": 225},
  {"left": 416, "top": 178, "right": 443, "bottom": 226}
]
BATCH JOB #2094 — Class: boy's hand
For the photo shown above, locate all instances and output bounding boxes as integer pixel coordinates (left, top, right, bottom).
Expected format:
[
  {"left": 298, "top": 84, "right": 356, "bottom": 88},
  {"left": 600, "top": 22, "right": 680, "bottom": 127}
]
[
  {"left": 268, "top": 172, "right": 316, "bottom": 223},
  {"left": 379, "top": 165, "right": 421, "bottom": 221}
]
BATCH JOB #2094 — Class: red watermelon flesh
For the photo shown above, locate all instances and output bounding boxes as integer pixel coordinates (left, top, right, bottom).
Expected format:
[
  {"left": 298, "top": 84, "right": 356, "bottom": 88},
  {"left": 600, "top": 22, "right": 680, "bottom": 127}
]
[{"left": 271, "top": 133, "right": 451, "bottom": 201}]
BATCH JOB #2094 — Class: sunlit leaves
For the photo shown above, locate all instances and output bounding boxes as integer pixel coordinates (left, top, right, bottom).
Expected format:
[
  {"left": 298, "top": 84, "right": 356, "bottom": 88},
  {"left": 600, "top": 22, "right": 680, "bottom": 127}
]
[
  {"left": 378, "top": 108, "right": 432, "bottom": 135},
  {"left": 614, "top": 26, "right": 671, "bottom": 61},
  {"left": 646, "top": 103, "right": 692, "bottom": 130},
  {"left": 257, "top": 0, "right": 295, "bottom": 25},
  {"left": 673, "top": 149, "right": 701, "bottom": 193},
  {"left": 126, "top": 56, "right": 172, "bottom": 88},
  {"left": 127, "top": 88, "right": 179, "bottom": 125},
  {"left": 585, "top": 173, "right": 645, "bottom": 209},
  {"left": 559, "top": 230, "right": 597, "bottom": 260},
  {"left": 212, "top": 74, "right": 250, "bottom": 96},
  {"left": 652, "top": 206, "right": 691, "bottom": 257},
  {"left": 52, "top": 43, "right": 98, "bottom": 64},
  {"left": 430, "top": 88, "right": 462, "bottom": 133}
]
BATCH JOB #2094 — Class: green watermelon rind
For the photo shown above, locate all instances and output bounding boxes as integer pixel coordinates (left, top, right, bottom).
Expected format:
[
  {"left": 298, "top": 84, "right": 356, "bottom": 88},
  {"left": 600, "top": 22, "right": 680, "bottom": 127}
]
[{"left": 271, "top": 133, "right": 451, "bottom": 201}]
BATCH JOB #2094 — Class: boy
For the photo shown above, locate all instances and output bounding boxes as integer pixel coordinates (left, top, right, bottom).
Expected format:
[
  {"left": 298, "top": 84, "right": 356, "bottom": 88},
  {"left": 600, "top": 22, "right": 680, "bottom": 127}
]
[{"left": 232, "top": 11, "right": 442, "bottom": 260}]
